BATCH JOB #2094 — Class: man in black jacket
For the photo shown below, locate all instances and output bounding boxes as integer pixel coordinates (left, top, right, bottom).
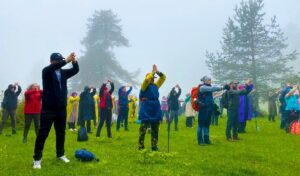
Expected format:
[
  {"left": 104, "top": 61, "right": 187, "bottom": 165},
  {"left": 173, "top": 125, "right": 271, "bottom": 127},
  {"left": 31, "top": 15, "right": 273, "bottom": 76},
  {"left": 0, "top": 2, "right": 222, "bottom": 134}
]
[
  {"left": 225, "top": 79, "right": 252, "bottom": 141},
  {"left": 168, "top": 85, "right": 181, "bottom": 131},
  {"left": 33, "top": 52, "right": 79, "bottom": 169},
  {"left": 0, "top": 83, "right": 22, "bottom": 134}
]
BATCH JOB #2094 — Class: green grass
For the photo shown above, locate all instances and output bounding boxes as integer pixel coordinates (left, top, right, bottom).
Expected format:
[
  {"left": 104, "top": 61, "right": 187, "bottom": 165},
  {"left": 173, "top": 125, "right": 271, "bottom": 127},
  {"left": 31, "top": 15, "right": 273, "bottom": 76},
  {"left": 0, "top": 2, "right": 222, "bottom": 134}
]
[{"left": 0, "top": 116, "right": 300, "bottom": 176}]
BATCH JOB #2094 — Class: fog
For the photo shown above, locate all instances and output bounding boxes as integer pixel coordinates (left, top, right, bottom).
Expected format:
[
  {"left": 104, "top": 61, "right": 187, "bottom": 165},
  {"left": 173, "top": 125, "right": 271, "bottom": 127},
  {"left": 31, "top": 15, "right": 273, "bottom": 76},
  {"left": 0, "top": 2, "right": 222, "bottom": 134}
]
[{"left": 1, "top": 0, "right": 300, "bottom": 96}]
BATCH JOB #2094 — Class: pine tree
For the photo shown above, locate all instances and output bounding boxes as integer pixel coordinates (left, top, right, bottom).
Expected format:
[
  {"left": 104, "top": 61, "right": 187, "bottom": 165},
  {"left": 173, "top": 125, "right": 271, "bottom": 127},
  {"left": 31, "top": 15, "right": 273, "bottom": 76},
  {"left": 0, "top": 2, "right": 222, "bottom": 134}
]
[
  {"left": 70, "top": 10, "right": 139, "bottom": 91},
  {"left": 206, "top": 0, "right": 298, "bottom": 107}
]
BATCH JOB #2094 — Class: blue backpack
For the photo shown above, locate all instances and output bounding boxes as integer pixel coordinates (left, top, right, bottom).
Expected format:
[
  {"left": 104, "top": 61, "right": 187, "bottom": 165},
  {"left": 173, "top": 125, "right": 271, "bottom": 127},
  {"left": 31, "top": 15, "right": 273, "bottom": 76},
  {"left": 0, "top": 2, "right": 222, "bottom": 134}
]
[
  {"left": 77, "top": 127, "right": 88, "bottom": 142},
  {"left": 75, "top": 149, "right": 99, "bottom": 162}
]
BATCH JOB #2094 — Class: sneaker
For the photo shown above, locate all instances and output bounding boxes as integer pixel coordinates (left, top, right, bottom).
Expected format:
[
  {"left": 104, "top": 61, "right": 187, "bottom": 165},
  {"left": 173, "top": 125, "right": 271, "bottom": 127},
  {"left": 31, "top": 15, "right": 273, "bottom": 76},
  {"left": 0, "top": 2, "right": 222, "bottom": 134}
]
[
  {"left": 33, "top": 160, "right": 41, "bottom": 169},
  {"left": 227, "top": 137, "right": 233, "bottom": 142},
  {"left": 58, "top": 155, "right": 70, "bottom": 163},
  {"left": 152, "top": 147, "right": 160, "bottom": 151}
]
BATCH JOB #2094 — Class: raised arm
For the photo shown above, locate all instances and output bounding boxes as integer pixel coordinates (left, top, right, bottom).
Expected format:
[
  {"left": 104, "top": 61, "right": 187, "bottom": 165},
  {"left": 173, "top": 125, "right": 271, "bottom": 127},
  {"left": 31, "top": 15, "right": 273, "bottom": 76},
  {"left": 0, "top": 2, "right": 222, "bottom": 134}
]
[
  {"left": 141, "top": 73, "right": 154, "bottom": 91},
  {"left": 65, "top": 61, "right": 79, "bottom": 79},
  {"left": 109, "top": 82, "right": 114, "bottom": 95},
  {"left": 200, "top": 85, "right": 223, "bottom": 93},
  {"left": 286, "top": 85, "right": 298, "bottom": 98},
  {"left": 127, "top": 86, "right": 133, "bottom": 95},
  {"left": 177, "top": 87, "right": 182, "bottom": 98},
  {"left": 15, "top": 85, "right": 22, "bottom": 97},
  {"left": 99, "top": 84, "right": 106, "bottom": 97},
  {"left": 154, "top": 72, "right": 166, "bottom": 89},
  {"left": 91, "top": 87, "right": 96, "bottom": 96}
]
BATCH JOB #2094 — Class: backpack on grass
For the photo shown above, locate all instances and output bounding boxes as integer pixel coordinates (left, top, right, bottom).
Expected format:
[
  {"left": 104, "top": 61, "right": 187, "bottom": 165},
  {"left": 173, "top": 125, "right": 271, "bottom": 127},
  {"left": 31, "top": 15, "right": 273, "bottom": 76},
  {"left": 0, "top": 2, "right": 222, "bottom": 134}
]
[{"left": 75, "top": 149, "right": 99, "bottom": 162}]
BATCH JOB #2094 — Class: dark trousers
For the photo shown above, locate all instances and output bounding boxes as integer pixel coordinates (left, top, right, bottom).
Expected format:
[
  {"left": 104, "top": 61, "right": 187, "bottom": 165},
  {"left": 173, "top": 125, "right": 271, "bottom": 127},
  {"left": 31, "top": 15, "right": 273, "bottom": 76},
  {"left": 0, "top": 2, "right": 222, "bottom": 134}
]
[
  {"left": 116, "top": 107, "right": 129, "bottom": 131},
  {"left": 162, "top": 110, "right": 169, "bottom": 122},
  {"left": 269, "top": 115, "right": 275, "bottom": 122},
  {"left": 211, "top": 113, "right": 219, "bottom": 126},
  {"left": 138, "top": 120, "right": 159, "bottom": 150},
  {"left": 226, "top": 109, "right": 239, "bottom": 138},
  {"left": 23, "top": 114, "right": 40, "bottom": 138},
  {"left": 238, "top": 121, "right": 247, "bottom": 133},
  {"left": 81, "top": 120, "right": 91, "bottom": 133},
  {"left": 186, "top": 116, "right": 193, "bottom": 127},
  {"left": 0, "top": 109, "right": 17, "bottom": 134},
  {"left": 33, "top": 108, "right": 67, "bottom": 160},
  {"left": 280, "top": 111, "right": 287, "bottom": 129},
  {"left": 169, "top": 110, "right": 179, "bottom": 130},
  {"left": 96, "top": 108, "right": 112, "bottom": 137}
]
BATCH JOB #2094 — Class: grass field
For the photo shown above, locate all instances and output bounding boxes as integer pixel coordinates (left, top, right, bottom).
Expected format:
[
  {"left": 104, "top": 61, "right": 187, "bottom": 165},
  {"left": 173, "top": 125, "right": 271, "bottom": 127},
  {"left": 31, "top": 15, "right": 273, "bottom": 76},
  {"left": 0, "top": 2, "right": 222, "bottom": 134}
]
[{"left": 0, "top": 116, "right": 300, "bottom": 176}]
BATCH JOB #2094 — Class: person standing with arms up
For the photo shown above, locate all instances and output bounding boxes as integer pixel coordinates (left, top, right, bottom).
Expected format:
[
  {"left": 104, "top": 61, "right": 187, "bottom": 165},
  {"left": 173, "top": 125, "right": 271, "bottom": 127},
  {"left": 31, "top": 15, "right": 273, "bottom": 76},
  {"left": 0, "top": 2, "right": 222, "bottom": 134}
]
[
  {"left": 197, "top": 76, "right": 223, "bottom": 145},
  {"left": 168, "top": 85, "right": 182, "bottom": 131},
  {"left": 138, "top": 65, "right": 166, "bottom": 151},
  {"left": 78, "top": 86, "right": 96, "bottom": 133},
  {"left": 33, "top": 52, "right": 79, "bottom": 169},
  {"left": 225, "top": 79, "right": 253, "bottom": 141},
  {"left": 96, "top": 80, "right": 114, "bottom": 138},
  {"left": 23, "top": 83, "right": 42, "bottom": 143},
  {"left": 117, "top": 84, "right": 133, "bottom": 131},
  {"left": 0, "top": 83, "right": 22, "bottom": 135}
]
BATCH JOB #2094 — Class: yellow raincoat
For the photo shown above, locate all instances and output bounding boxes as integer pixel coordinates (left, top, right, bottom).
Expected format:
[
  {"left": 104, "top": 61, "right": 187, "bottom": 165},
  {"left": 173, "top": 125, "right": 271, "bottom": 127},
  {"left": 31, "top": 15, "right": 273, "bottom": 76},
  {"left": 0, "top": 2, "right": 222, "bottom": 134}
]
[
  {"left": 67, "top": 95, "right": 80, "bottom": 121},
  {"left": 128, "top": 96, "right": 138, "bottom": 123}
]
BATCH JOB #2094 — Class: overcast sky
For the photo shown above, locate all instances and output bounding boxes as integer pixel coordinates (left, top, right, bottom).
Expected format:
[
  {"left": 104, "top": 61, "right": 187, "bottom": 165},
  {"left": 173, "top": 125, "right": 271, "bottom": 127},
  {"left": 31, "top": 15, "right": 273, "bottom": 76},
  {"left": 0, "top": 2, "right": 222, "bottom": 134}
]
[{"left": 0, "top": 0, "right": 300, "bottom": 97}]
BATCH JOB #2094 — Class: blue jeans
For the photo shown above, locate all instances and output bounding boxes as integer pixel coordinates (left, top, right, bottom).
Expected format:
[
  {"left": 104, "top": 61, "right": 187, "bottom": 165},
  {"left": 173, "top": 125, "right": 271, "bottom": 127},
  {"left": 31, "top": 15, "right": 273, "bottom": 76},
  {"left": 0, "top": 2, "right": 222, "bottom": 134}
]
[{"left": 197, "top": 108, "right": 212, "bottom": 144}]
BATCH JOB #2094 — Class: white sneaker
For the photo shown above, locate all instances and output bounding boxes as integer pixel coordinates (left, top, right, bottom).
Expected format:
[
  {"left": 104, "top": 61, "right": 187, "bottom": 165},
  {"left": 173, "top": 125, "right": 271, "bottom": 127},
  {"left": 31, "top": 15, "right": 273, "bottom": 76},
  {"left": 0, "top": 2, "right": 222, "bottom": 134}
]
[
  {"left": 33, "top": 160, "right": 41, "bottom": 169},
  {"left": 58, "top": 155, "right": 70, "bottom": 163}
]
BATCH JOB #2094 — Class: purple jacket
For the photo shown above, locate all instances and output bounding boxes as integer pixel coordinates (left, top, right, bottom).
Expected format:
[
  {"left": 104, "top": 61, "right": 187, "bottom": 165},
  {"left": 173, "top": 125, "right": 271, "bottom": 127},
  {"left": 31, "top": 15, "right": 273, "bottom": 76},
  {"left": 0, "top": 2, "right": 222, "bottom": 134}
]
[
  {"left": 238, "top": 84, "right": 253, "bottom": 123},
  {"left": 161, "top": 99, "right": 168, "bottom": 111}
]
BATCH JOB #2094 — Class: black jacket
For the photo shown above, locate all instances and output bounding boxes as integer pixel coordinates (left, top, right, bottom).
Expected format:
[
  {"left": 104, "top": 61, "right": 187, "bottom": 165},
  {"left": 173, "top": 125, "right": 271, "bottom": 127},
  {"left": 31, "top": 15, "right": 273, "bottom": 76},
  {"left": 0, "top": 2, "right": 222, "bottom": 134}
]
[
  {"left": 1, "top": 85, "right": 22, "bottom": 110},
  {"left": 168, "top": 87, "right": 181, "bottom": 111},
  {"left": 79, "top": 88, "right": 96, "bottom": 121},
  {"left": 42, "top": 60, "right": 79, "bottom": 110},
  {"left": 228, "top": 85, "right": 251, "bottom": 110}
]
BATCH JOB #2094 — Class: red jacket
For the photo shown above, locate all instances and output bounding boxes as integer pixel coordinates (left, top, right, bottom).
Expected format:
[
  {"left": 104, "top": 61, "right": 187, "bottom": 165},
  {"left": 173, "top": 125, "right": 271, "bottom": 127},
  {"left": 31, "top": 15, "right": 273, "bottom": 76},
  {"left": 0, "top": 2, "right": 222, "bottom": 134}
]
[{"left": 24, "top": 89, "right": 43, "bottom": 114}]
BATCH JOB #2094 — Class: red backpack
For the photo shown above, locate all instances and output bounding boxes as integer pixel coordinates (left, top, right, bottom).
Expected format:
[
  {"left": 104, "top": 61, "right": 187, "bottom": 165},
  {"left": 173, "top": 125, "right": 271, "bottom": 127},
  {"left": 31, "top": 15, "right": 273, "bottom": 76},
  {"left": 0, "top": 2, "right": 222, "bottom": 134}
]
[
  {"left": 191, "top": 85, "right": 201, "bottom": 111},
  {"left": 290, "top": 121, "right": 300, "bottom": 135}
]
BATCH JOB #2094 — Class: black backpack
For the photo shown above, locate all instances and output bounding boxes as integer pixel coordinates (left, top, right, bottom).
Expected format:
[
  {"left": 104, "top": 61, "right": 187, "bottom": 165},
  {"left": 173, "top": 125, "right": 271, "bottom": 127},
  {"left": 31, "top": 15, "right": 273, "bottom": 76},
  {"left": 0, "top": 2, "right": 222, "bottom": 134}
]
[
  {"left": 221, "top": 91, "right": 229, "bottom": 109},
  {"left": 77, "top": 127, "right": 88, "bottom": 142}
]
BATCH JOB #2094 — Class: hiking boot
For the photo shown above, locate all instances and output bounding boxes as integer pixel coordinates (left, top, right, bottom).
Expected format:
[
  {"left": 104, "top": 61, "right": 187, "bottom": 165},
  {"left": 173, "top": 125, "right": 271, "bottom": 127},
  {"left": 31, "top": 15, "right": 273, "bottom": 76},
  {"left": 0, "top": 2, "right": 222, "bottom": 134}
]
[
  {"left": 204, "top": 139, "right": 211, "bottom": 145},
  {"left": 233, "top": 136, "right": 241, "bottom": 141},
  {"left": 138, "top": 146, "right": 145, "bottom": 151},
  {"left": 33, "top": 160, "right": 41, "bottom": 169},
  {"left": 58, "top": 156, "right": 70, "bottom": 163},
  {"left": 23, "top": 137, "right": 27, "bottom": 144},
  {"left": 152, "top": 147, "right": 160, "bottom": 151}
]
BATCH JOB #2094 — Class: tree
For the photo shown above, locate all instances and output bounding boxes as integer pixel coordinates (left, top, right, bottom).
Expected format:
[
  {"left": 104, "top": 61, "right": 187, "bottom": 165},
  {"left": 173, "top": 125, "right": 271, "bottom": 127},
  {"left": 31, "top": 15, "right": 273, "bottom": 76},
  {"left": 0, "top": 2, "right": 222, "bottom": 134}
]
[
  {"left": 206, "top": 0, "right": 298, "bottom": 107},
  {"left": 70, "top": 10, "right": 139, "bottom": 92}
]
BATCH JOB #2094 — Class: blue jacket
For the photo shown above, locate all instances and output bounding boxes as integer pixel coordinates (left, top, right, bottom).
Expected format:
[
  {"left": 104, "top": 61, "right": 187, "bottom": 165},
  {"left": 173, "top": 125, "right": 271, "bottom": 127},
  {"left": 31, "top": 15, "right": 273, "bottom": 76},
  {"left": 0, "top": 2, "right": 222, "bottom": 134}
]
[
  {"left": 118, "top": 86, "right": 132, "bottom": 108},
  {"left": 139, "top": 83, "right": 162, "bottom": 122},
  {"left": 199, "top": 84, "right": 222, "bottom": 111}
]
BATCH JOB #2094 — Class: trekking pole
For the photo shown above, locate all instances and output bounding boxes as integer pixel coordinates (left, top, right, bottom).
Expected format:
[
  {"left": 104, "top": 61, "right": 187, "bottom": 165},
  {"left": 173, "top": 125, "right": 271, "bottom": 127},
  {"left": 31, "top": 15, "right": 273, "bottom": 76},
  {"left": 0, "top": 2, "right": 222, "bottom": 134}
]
[{"left": 167, "top": 116, "right": 170, "bottom": 153}]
